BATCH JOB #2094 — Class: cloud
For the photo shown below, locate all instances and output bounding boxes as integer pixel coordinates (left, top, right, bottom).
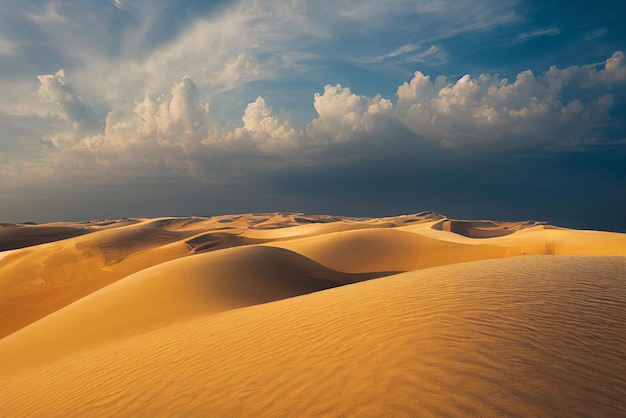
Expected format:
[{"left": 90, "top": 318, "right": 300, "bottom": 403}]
[
  {"left": 595, "top": 51, "right": 626, "bottom": 84},
  {"left": 394, "top": 52, "right": 626, "bottom": 147},
  {"left": 306, "top": 84, "right": 393, "bottom": 145},
  {"left": 518, "top": 28, "right": 560, "bottom": 41},
  {"left": 0, "top": 0, "right": 526, "bottom": 118},
  {"left": 36, "top": 69, "right": 103, "bottom": 149},
  {"left": 221, "top": 96, "right": 301, "bottom": 154},
  {"left": 0, "top": 38, "right": 15, "bottom": 55},
  {"left": 585, "top": 28, "right": 607, "bottom": 41},
  {"left": 104, "top": 75, "right": 210, "bottom": 149},
  {"left": 26, "top": 2, "right": 67, "bottom": 24},
  {"left": 380, "top": 44, "right": 421, "bottom": 60},
  {"left": 326, "top": 0, "right": 518, "bottom": 75},
  {"left": 3, "top": 47, "right": 626, "bottom": 228},
  {"left": 13, "top": 50, "right": 624, "bottom": 195},
  {"left": 2, "top": 0, "right": 625, "bottom": 228},
  {"left": 335, "top": 0, "right": 520, "bottom": 35},
  {"left": 361, "top": 44, "right": 449, "bottom": 68}
]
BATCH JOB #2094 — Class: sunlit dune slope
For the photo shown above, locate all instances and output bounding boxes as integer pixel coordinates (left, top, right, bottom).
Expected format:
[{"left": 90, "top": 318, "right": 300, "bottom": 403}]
[
  {"left": 0, "top": 245, "right": 386, "bottom": 371},
  {"left": 1, "top": 212, "right": 624, "bottom": 339},
  {"left": 265, "top": 227, "right": 511, "bottom": 272},
  {"left": 0, "top": 215, "right": 276, "bottom": 338},
  {"left": 0, "top": 217, "right": 301, "bottom": 336},
  {"left": 0, "top": 212, "right": 440, "bottom": 337},
  {"left": 0, "top": 220, "right": 198, "bottom": 338},
  {"left": 404, "top": 221, "right": 626, "bottom": 256},
  {"left": 1, "top": 256, "right": 624, "bottom": 417}
]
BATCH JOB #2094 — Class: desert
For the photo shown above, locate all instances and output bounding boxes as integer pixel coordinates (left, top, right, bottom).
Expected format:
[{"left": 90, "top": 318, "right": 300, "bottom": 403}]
[
  {"left": 2, "top": 1, "right": 626, "bottom": 416},
  {"left": 1, "top": 212, "right": 625, "bottom": 417}
]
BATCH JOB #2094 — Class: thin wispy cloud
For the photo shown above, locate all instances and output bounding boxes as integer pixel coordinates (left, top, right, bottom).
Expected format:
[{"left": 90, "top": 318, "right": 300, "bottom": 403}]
[
  {"left": 585, "top": 28, "right": 607, "bottom": 41},
  {"left": 380, "top": 44, "right": 422, "bottom": 60},
  {"left": 356, "top": 44, "right": 448, "bottom": 67},
  {"left": 26, "top": 3, "right": 67, "bottom": 24},
  {"left": 517, "top": 27, "right": 560, "bottom": 41},
  {"left": 0, "top": 38, "right": 15, "bottom": 55},
  {"left": 404, "top": 45, "right": 449, "bottom": 65}
]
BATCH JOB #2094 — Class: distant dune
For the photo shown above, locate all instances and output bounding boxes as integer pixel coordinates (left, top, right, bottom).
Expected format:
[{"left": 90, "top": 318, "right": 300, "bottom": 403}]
[{"left": 1, "top": 213, "right": 625, "bottom": 416}]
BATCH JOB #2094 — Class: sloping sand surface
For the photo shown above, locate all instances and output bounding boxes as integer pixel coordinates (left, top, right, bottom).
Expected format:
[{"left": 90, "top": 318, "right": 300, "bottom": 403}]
[
  {"left": 0, "top": 213, "right": 454, "bottom": 337},
  {"left": 0, "top": 245, "right": 386, "bottom": 371},
  {"left": 1, "top": 256, "right": 624, "bottom": 416},
  {"left": 1, "top": 213, "right": 625, "bottom": 416},
  {"left": 0, "top": 226, "right": 194, "bottom": 338},
  {"left": 265, "top": 227, "right": 511, "bottom": 272}
]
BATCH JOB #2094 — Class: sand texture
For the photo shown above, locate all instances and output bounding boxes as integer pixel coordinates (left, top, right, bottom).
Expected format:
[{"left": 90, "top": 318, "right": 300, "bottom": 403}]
[{"left": 1, "top": 213, "right": 625, "bottom": 417}]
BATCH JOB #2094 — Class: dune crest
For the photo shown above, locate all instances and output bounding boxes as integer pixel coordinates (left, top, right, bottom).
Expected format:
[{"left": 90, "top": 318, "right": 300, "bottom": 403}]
[{"left": 1, "top": 212, "right": 625, "bottom": 416}]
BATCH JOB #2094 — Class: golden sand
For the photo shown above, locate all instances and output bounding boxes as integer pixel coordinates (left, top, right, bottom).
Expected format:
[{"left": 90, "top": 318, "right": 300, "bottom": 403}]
[{"left": 1, "top": 213, "right": 625, "bottom": 416}]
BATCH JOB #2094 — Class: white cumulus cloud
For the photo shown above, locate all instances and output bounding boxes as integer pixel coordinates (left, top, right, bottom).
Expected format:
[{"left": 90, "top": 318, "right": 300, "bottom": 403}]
[
  {"left": 30, "top": 51, "right": 626, "bottom": 181},
  {"left": 223, "top": 96, "right": 301, "bottom": 154},
  {"left": 37, "top": 69, "right": 103, "bottom": 149},
  {"left": 103, "top": 75, "right": 210, "bottom": 153},
  {"left": 394, "top": 51, "right": 626, "bottom": 146},
  {"left": 306, "top": 84, "right": 393, "bottom": 144}
]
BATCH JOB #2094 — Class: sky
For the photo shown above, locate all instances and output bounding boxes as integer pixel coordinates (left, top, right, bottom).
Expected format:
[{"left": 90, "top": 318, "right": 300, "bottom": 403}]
[{"left": 0, "top": 0, "right": 625, "bottom": 230}]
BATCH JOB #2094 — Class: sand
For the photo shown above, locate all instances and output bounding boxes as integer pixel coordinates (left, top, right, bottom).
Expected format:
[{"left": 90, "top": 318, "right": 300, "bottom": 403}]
[{"left": 1, "top": 213, "right": 625, "bottom": 416}]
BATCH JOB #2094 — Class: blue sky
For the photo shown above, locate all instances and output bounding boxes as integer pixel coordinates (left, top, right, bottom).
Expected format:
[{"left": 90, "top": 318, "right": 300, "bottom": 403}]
[{"left": 0, "top": 0, "right": 625, "bottom": 229}]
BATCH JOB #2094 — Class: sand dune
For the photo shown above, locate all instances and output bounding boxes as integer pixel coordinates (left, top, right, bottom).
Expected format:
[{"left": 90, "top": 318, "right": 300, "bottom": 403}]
[
  {"left": 265, "top": 227, "right": 513, "bottom": 272},
  {"left": 0, "top": 213, "right": 448, "bottom": 336},
  {"left": 2, "top": 255, "right": 624, "bottom": 416},
  {"left": 0, "top": 245, "right": 386, "bottom": 372},
  {"left": 0, "top": 223, "right": 193, "bottom": 338},
  {"left": 1, "top": 213, "right": 625, "bottom": 416}
]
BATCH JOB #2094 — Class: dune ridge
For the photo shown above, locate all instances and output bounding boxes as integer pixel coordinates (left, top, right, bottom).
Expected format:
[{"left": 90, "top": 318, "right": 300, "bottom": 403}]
[{"left": 1, "top": 212, "right": 625, "bottom": 416}]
